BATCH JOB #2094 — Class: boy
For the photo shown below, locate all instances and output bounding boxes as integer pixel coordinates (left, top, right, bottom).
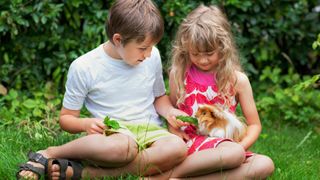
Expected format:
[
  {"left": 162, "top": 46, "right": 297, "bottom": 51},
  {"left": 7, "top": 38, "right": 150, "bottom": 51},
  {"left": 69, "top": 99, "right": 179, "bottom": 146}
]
[{"left": 17, "top": 0, "right": 188, "bottom": 179}]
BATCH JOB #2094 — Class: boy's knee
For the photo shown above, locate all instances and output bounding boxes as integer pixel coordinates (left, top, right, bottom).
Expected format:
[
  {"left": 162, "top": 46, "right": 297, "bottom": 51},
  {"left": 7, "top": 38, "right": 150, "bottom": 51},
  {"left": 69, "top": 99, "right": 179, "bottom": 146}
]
[
  {"left": 246, "top": 155, "right": 275, "bottom": 179},
  {"left": 100, "top": 135, "right": 138, "bottom": 163}
]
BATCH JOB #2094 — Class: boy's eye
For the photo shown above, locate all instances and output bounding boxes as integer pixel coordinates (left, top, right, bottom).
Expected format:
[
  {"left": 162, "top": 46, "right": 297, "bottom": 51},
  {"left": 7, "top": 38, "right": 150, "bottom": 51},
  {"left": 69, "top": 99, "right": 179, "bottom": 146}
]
[{"left": 140, "top": 48, "right": 147, "bottom": 51}]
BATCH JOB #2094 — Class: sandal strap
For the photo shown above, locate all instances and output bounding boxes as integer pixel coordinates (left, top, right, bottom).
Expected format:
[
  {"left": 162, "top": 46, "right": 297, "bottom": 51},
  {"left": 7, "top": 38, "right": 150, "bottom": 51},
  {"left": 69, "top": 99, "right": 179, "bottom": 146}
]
[
  {"left": 69, "top": 160, "right": 83, "bottom": 180},
  {"left": 27, "top": 151, "right": 48, "bottom": 166},
  {"left": 17, "top": 163, "right": 44, "bottom": 177}
]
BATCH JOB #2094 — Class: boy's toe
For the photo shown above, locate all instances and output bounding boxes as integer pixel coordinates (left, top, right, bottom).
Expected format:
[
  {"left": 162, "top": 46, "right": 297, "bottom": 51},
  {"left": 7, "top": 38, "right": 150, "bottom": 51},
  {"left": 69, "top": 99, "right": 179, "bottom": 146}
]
[{"left": 51, "top": 164, "right": 61, "bottom": 179}]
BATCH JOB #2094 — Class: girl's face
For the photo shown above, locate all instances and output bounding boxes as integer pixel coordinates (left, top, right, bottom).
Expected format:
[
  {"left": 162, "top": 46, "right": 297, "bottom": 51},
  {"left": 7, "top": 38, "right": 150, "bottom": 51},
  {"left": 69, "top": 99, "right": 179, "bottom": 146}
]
[{"left": 189, "top": 49, "right": 220, "bottom": 73}]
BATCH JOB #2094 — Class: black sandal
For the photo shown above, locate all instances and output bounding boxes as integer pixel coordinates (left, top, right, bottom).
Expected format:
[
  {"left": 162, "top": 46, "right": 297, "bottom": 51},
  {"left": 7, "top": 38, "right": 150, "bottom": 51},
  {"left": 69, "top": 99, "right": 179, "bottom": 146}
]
[
  {"left": 47, "top": 158, "right": 83, "bottom": 180},
  {"left": 16, "top": 151, "right": 48, "bottom": 179}
]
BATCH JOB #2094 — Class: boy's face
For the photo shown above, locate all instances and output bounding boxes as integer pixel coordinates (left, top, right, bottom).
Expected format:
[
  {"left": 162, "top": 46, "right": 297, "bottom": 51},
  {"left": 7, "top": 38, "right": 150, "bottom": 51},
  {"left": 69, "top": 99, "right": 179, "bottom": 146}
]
[{"left": 117, "top": 35, "right": 156, "bottom": 66}]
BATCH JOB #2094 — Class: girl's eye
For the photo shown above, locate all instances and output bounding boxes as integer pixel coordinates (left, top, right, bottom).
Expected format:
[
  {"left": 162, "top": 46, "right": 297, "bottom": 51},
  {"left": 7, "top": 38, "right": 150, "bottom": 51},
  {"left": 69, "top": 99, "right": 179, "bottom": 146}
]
[{"left": 140, "top": 48, "right": 147, "bottom": 51}]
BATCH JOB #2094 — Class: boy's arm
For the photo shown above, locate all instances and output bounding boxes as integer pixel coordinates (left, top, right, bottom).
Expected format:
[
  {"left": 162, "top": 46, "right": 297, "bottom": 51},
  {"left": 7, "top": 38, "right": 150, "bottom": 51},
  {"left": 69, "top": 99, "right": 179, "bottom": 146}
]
[
  {"left": 236, "top": 71, "right": 261, "bottom": 150},
  {"left": 59, "top": 107, "right": 106, "bottom": 135}
]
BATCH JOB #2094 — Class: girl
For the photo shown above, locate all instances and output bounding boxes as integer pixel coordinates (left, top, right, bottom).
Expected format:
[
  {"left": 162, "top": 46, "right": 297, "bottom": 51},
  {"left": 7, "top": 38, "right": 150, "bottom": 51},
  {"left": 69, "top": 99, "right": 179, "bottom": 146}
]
[{"left": 151, "top": 4, "right": 274, "bottom": 179}]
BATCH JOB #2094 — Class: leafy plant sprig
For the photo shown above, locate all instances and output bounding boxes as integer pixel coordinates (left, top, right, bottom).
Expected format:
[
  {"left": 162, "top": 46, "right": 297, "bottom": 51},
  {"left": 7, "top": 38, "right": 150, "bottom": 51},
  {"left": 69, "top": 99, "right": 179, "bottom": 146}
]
[
  {"left": 104, "top": 116, "right": 120, "bottom": 130},
  {"left": 176, "top": 116, "right": 198, "bottom": 126}
]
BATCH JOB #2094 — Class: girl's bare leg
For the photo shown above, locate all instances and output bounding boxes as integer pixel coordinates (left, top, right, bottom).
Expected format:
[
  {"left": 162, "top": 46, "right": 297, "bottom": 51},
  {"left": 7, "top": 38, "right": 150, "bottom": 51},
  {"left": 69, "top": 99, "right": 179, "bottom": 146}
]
[
  {"left": 148, "top": 141, "right": 247, "bottom": 179},
  {"left": 50, "top": 135, "right": 187, "bottom": 179},
  {"left": 169, "top": 154, "right": 275, "bottom": 180}
]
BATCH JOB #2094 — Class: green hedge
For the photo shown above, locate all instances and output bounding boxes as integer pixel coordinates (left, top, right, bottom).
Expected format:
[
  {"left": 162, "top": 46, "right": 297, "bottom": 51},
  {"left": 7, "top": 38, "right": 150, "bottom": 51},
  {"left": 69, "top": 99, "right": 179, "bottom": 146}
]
[
  {"left": 1, "top": 0, "right": 319, "bottom": 91},
  {"left": 1, "top": 0, "right": 319, "bottom": 127},
  {"left": 0, "top": 0, "right": 108, "bottom": 91}
]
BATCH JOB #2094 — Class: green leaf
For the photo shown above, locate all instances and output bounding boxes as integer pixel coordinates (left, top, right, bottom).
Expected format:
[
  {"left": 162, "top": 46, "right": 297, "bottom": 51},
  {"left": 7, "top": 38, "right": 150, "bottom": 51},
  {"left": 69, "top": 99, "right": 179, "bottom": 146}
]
[
  {"left": 176, "top": 116, "right": 198, "bottom": 126},
  {"left": 106, "top": 120, "right": 120, "bottom": 130},
  {"left": 104, "top": 116, "right": 120, "bottom": 130},
  {"left": 32, "top": 108, "right": 42, "bottom": 117},
  {"left": 23, "top": 99, "right": 37, "bottom": 109}
]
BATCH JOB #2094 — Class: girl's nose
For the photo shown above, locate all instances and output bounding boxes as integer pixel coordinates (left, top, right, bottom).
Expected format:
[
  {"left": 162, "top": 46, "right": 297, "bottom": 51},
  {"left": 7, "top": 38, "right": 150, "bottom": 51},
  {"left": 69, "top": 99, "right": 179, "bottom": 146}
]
[{"left": 199, "top": 56, "right": 209, "bottom": 63}]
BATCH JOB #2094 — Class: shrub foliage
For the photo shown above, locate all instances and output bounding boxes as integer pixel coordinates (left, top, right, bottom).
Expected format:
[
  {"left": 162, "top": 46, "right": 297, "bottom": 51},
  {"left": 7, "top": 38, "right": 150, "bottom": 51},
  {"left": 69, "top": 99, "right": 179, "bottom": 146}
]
[{"left": 1, "top": 0, "right": 319, "bottom": 127}]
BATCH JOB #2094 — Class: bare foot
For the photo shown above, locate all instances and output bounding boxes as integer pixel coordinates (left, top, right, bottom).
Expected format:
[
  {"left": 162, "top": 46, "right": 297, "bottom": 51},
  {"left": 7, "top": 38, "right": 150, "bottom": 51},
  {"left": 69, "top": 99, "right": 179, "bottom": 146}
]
[
  {"left": 50, "top": 163, "right": 74, "bottom": 180},
  {"left": 18, "top": 150, "right": 50, "bottom": 180}
]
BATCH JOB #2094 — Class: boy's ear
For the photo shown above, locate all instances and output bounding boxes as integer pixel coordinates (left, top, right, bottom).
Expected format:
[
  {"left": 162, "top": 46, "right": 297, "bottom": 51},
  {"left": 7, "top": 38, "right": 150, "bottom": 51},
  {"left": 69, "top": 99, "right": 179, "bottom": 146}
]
[{"left": 112, "top": 33, "right": 122, "bottom": 46}]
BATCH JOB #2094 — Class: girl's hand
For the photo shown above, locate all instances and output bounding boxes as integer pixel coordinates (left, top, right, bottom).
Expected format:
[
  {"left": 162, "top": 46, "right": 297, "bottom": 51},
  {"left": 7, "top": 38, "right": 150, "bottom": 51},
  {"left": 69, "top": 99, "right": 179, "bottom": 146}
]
[
  {"left": 82, "top": 118, "right": 106, "bottom": 135},
  {"left": 166, "top": 108, "right": 190, "bottom": 129},
  {"left": 168, "top": 124, "right": 190, "bottom": 141}
]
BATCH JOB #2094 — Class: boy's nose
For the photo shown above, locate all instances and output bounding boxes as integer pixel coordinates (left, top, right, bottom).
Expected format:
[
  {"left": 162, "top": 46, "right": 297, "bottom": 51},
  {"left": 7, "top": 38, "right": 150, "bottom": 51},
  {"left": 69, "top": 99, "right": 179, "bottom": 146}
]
[{"left": 144, "top": 49, "right": 152, "bottom": 59}]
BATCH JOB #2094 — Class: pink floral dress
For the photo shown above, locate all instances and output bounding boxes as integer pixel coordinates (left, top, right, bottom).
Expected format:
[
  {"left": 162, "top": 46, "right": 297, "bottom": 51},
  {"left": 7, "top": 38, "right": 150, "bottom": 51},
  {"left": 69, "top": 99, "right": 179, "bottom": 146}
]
[{"left": 178, "top": 65, "right": 252, "bottom": 157}]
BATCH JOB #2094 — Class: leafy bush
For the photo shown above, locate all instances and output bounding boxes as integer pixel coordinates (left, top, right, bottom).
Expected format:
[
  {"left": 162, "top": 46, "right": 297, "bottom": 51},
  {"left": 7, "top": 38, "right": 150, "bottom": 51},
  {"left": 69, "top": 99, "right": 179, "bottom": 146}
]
[
  {"left": 1, "top": 0, "right": 319, "bottom": 128},
  {"left": 0, "top": 82, "right": 62, "bottom": 135},
  {"left": 0, "top": 0, "right": 108, "bottom": 91},
  {"left": 1, "top": 0, "right": 319, "bottom": 91},
  {"left": 255, "top": 68, "right": 320, "bottom": 126},
  {"left": 312, "top": 33, "right": 320, "bottom": 50}
]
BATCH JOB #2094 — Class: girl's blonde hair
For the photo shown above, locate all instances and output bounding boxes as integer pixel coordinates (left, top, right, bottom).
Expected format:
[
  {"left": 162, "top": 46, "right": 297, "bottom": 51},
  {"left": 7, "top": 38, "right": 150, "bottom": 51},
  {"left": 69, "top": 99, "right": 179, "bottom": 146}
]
[{"left": 171, "top": 4, "right": 242, "bottom": 106}]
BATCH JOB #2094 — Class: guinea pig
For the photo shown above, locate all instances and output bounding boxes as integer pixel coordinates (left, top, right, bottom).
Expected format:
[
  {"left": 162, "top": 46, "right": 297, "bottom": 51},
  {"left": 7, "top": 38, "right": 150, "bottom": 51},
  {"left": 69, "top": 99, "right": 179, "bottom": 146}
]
[{"left": 195, "top": 104, "right": 247, "bottom": 142}]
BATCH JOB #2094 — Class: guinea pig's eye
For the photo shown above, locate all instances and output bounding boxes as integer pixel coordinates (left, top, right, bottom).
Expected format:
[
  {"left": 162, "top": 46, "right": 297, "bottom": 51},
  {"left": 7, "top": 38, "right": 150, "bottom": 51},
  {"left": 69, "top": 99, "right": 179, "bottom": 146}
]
[{"left": 202, "top": 111, "right": 206, "bottom": 115}]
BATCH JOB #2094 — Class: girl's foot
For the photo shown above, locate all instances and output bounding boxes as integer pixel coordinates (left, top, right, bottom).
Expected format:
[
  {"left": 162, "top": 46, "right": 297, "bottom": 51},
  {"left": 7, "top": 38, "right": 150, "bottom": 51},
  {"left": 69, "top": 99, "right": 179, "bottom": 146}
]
[{"left": 17, "top": 150, "right": 49, "bottom": 179}]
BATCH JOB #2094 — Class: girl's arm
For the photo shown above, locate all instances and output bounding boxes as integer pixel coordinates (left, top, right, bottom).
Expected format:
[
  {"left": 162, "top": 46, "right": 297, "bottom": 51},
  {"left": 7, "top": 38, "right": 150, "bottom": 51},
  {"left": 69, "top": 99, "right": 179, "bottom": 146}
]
[
  {"left": 236, "top": 71, "right": 261, "bottom": 150},
  {"left": 154, "top": 95, "right": 189, "bottom": 141},
  {"left": 59, "top": 107, "right": 106, "bottom": 134},
  {"left": 154, "top": 95, "right": 188, "bottom": 129},
  {"left": 168, "top": 69, "right": 178, "bottom": 105}
]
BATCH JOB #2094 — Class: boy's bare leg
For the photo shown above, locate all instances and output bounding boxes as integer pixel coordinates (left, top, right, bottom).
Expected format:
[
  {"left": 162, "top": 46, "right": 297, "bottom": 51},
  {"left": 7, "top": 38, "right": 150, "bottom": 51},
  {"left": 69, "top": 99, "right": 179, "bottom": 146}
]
[
  {"left": 50, "top": 135, "right": 187, "bottom": 179},
  {"left": 18, "top": 133, "right": 138, "bottom": 179},
  {"left": 46, "top": 133, "right": 139, "bottom": 167}
]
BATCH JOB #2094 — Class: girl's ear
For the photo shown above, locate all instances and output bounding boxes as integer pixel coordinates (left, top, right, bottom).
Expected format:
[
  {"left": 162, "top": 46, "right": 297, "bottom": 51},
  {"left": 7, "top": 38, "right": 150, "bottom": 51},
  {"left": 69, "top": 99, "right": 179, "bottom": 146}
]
[{"left": 113, "top": 33, "right": 122, "bottom": 47}]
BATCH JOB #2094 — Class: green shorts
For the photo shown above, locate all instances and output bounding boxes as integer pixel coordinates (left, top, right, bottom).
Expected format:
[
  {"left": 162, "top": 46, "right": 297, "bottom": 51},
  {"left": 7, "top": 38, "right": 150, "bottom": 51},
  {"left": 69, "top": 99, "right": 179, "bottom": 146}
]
[{"left": 105, "top": 121, "right": 175, "bottom": 150}]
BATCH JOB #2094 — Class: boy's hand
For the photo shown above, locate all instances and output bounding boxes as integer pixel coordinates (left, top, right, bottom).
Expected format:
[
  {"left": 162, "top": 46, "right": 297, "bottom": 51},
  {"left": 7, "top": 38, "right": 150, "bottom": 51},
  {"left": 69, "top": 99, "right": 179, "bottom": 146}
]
[
  {"left": 168, "top": 124, "right": 190, "bottom": 141},
  {"left": 166, "top": 108, "right": 190, "bottom": 129},
  {"left": 82, "top": 118, "right": 106, "bottom": 135}
]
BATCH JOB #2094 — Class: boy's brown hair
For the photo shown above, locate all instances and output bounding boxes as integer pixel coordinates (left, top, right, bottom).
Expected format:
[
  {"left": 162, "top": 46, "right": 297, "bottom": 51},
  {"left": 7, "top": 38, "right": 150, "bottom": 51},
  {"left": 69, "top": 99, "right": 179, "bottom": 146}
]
[{"left": 106, "top": 0, "right": 164, "bottom": 45}]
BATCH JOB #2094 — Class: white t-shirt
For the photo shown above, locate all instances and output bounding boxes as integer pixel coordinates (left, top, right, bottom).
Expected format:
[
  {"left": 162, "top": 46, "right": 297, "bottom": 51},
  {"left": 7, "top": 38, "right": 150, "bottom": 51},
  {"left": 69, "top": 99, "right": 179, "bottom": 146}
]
[{"left": 63, "top": 44, "right": 166, "bottom": 126}]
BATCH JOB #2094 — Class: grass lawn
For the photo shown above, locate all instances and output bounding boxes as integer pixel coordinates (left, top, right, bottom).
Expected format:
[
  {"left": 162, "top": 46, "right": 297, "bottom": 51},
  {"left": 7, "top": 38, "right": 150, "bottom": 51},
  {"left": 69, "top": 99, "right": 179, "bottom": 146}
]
[{"left": 1, "top": 122, "right": 319, "bottom": 179}]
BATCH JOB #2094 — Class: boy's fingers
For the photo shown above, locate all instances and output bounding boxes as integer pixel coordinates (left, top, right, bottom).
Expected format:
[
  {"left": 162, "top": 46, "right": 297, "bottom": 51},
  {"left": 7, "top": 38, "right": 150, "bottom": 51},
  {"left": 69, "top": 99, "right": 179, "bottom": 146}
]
[{"left": 96, "top": 120, "right": 106, "bottom": 129}]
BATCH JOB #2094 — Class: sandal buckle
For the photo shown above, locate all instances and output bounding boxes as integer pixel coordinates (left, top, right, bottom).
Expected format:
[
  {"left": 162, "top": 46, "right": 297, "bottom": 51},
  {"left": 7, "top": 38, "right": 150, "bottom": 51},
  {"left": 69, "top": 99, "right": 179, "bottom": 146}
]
[{"left": 34, "top": 153, "right": 42, "bottom": 162}]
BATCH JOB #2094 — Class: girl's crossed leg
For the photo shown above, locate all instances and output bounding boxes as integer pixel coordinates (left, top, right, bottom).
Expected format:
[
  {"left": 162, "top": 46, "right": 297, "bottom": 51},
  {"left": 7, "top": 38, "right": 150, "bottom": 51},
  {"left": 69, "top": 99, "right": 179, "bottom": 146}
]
[{"left": 148, "top": 141, "right": 274, "bottom": 180}]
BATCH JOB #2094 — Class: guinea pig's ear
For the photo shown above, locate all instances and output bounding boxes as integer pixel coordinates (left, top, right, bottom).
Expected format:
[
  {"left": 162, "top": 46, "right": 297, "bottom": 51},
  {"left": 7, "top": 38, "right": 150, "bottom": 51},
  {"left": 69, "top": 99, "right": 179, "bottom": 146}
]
[
  {"left": 210, "top": 111, "right": 217, "bottom": 118},
  {"left": 195, "top": 108, "right": 202, "bottom": 118}
]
